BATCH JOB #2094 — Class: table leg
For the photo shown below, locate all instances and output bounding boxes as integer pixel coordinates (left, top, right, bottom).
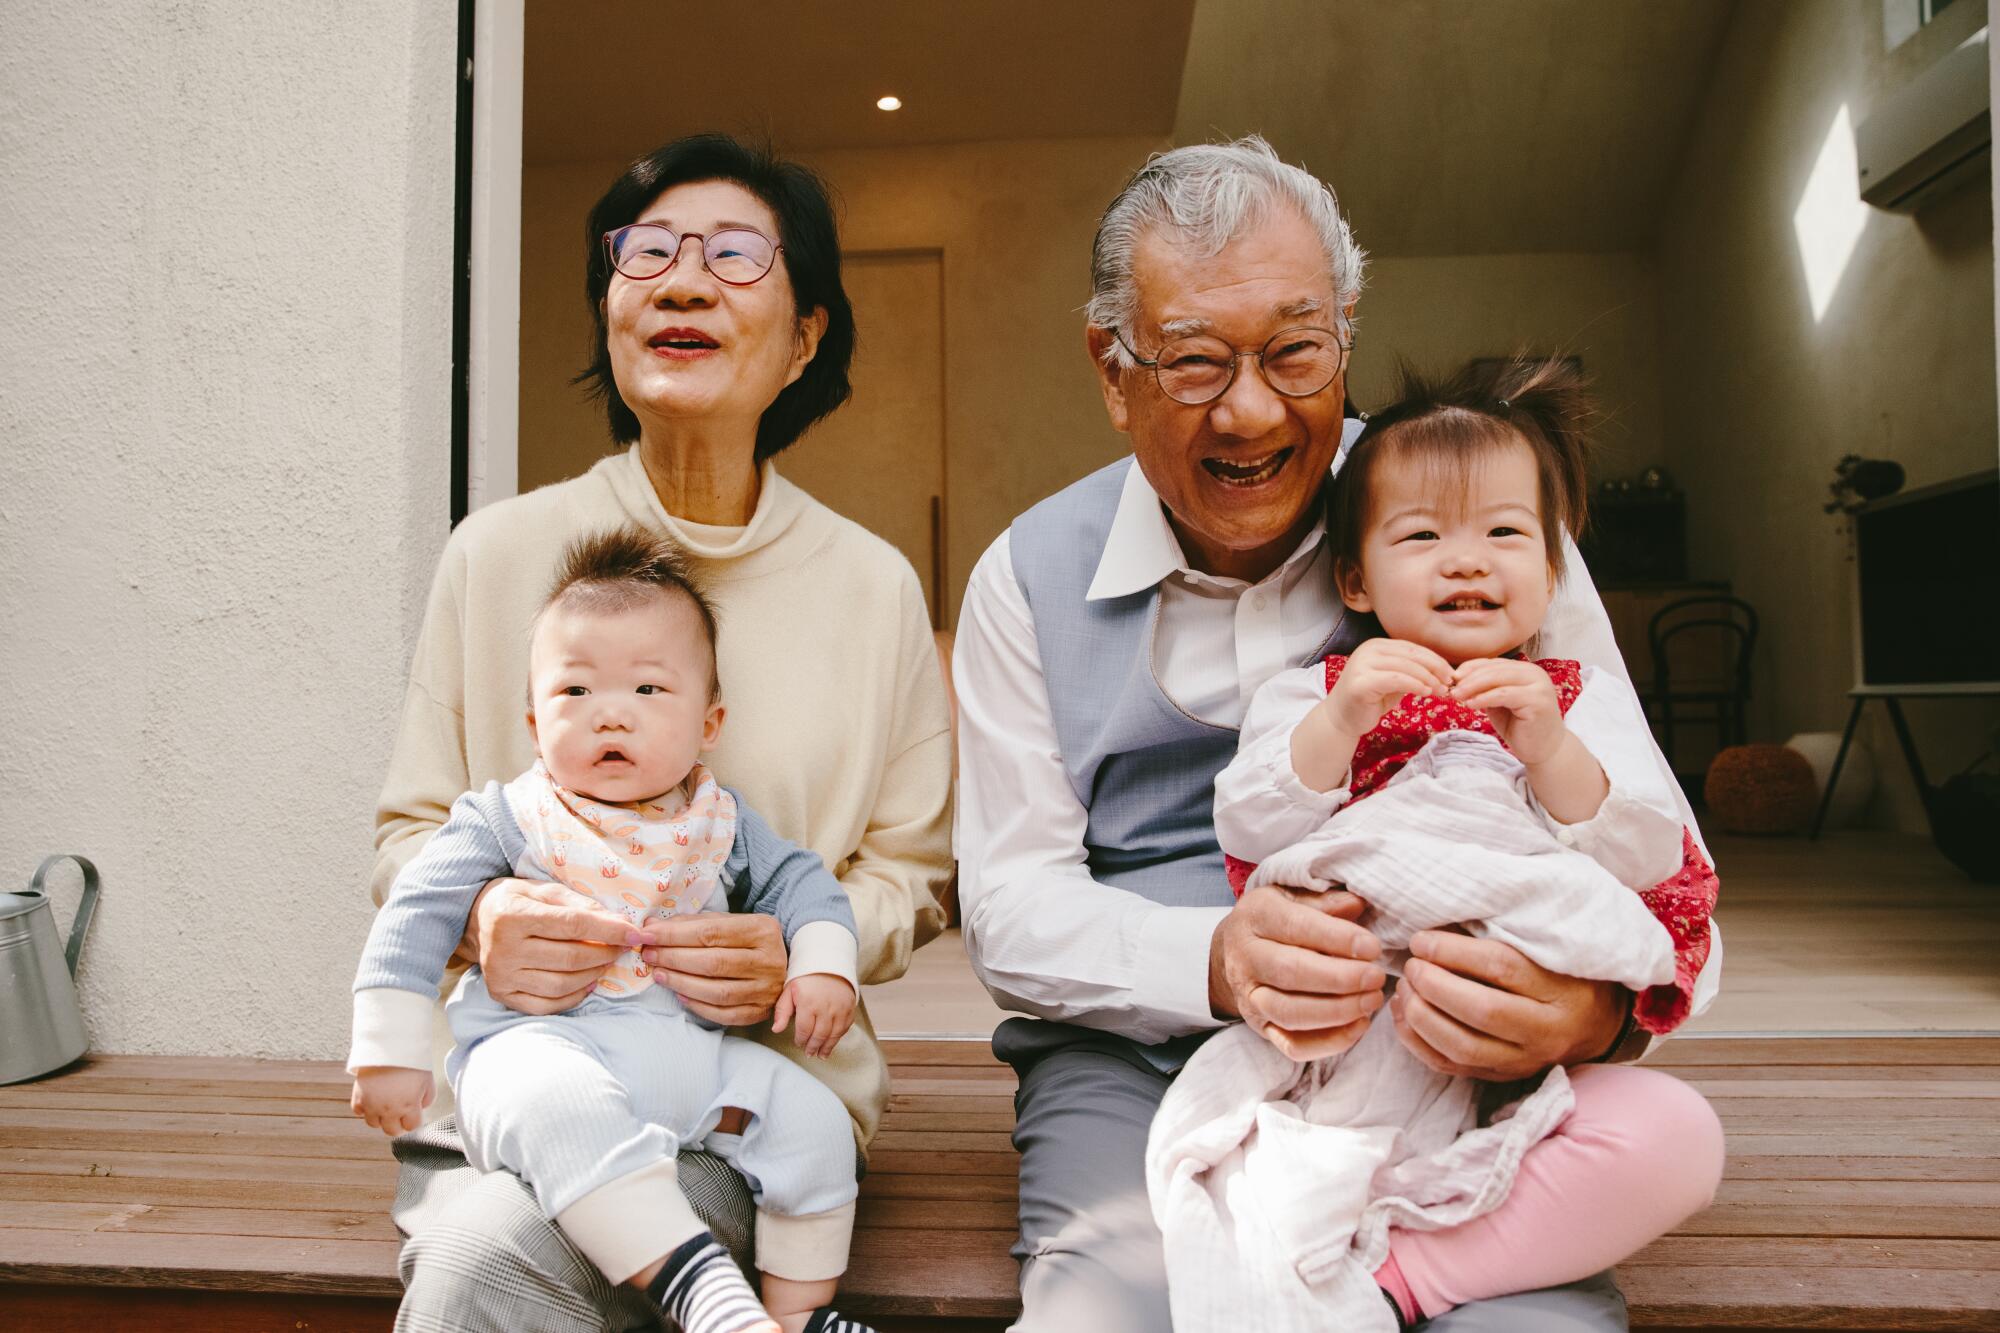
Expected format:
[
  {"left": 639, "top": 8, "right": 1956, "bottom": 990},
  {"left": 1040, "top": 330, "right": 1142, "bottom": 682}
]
[
  {"left": 1810, "top": 696, "right": 1868, "bottom": 840},
  {"left": 1882, "top": 696, "right": 1935, "bottom": 830}
]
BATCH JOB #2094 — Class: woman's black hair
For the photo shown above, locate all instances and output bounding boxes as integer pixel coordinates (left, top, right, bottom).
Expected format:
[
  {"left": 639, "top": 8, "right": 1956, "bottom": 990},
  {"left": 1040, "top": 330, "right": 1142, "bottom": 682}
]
[{"left": 574, "top": 133, "right": 856, "bottom": 460}]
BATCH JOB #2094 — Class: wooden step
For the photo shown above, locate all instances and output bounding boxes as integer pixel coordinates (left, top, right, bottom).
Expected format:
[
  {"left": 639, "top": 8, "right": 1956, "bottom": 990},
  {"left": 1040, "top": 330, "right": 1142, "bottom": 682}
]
[{"left": 1, "top": 1037, "right": 1996, "bottom": 1330}]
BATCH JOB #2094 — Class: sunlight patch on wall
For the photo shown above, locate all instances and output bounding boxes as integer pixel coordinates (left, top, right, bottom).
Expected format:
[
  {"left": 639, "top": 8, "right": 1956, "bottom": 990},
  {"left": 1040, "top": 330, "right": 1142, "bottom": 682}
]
[{"left": 1793, "top": 103, "right": 1870, "bottom": 323}]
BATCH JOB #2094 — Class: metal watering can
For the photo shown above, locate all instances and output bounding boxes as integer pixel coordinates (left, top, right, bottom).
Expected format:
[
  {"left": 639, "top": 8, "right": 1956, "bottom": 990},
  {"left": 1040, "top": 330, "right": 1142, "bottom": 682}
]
[{"left": 1, "top": 855, "right": 100, "bottom": 1084}]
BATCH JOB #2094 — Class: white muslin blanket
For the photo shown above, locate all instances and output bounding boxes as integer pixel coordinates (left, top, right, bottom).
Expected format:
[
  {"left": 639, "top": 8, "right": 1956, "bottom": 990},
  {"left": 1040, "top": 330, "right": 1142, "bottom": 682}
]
[{"left": 1147, "top": 731, "right": 1676, "bottom": 1333}]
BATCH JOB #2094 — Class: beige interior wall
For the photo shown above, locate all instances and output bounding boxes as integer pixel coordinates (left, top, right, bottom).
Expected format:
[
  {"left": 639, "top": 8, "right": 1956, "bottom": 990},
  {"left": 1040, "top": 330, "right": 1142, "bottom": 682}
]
[
  {"left": 1351, "top": 253, "right": 1667, "bottom": 480},
  {"left": 1658, "top": 0, "right": 2000, "bottom": 832},
  {"left": 522, "top": 141, "right": 1671, "bottom": 625}
]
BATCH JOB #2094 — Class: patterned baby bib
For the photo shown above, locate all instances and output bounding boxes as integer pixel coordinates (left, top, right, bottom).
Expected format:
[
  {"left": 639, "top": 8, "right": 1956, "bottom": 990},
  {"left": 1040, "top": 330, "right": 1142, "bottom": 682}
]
[{"left": 506, "top": 760, "right": 738, "bottom": 997}]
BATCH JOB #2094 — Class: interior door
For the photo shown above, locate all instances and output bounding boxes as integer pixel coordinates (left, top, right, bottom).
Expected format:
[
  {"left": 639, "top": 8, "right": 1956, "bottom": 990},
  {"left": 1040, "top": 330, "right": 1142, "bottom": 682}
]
[{"left": 777, "top": 250, "right": 948, "bottom": 626}]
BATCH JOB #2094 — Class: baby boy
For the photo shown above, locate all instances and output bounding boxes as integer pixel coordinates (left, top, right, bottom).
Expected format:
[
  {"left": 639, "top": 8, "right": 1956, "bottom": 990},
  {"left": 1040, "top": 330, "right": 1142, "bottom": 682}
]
[{"left": 350, "top": 527, "right": 874, "bottom": 1333}]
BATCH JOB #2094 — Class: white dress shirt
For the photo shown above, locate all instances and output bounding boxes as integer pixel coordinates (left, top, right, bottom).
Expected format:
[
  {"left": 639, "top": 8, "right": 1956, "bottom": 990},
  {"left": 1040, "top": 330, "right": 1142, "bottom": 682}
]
[{"left": 954, "top": 445, "right": 1722, "bottom": 1047}]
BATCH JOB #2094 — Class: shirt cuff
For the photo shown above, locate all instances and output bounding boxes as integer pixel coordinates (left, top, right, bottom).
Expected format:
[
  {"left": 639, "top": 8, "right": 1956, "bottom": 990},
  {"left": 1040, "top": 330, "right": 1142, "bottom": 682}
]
[
  {"left": 1535, "top": 782, "right": 1682, "bottom": 890},
  {"left": 785, "top": 919, "right": 859, "bottom": 993},
  {"left": 1131, "top": 904, "right": 1233, "bottom": 1034},
  {"left": 1261, "top": 740, "right": 1352, "bottom": 821},
  {"left": 348, "top": 987, "right": 439, "bottom": 1072}
]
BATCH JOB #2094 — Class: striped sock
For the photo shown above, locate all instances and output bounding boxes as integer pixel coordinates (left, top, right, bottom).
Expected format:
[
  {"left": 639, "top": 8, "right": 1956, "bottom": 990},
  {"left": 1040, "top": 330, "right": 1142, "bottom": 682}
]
[
  {"left": 647, "top": 1233, "right": 776, "bottom": 1333},
  {"left": 801, "top": 1308, "right": 876, "bottom": 1333}
]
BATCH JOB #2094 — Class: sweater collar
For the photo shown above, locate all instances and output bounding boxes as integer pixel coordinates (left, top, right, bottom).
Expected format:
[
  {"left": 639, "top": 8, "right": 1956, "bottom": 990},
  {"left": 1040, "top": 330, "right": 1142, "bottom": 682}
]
[{"left": 607, "top": 444, "right": 808, "bottom": 563}]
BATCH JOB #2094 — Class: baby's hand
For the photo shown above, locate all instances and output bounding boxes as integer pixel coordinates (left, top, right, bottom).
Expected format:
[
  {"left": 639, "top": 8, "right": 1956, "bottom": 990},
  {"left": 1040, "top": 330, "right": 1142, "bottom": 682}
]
[
  {"left": 1324, "top": 638, "right": 1455, "bottom": 734},
  {"left": 771, "top": 974, "right": 855, "bottom": 1059},
  {"left": 351, "top": 1067, "right": 435, "bottom": 1137},
  {"left": 1451, "top": 658, "right": 1565, "bottom": 764}
]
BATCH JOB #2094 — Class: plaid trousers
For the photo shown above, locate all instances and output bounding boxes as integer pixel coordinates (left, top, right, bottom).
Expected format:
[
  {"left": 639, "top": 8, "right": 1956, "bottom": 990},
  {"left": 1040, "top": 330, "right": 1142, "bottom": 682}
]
[{"left": 389, "top": 1116, "right": 755, "bottom": 1333}]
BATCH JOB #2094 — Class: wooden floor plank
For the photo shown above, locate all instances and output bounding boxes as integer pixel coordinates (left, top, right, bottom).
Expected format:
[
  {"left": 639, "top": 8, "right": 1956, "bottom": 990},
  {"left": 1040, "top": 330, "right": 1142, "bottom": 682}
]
[
  {"left": 0, "top": 1147, "right": 394, "bottom": 1187},
  {"left": 0, "top": 1089, "right": 363, "bottom": 1118},
  {"left": 1688, "top": 1079, "right": 2000, "bottom": 1100},
  {"left": 885, "top": 1094, "right": 1016, "bottom": 1115},
  {"left": 0, "top": 1284, "right": 396, "bottom": 1333},
  {"left": 0, "top": 1200, "right": 400, "bottom": 1244},
  {"left": 855, "top": 1197, "right": 1016, "bottom": 1230},
  {"left": 0, "top": 1127, "right": 394, "bottom": 1163},
  {"left": 1619, "top": 1262, "right": 2000, "bottom": 1330},
  {"left": 1634, "top": 1236, "right": 2000, "bottom": 1269},
  {"left": 2, "top": 1106, "right": 396, "bottom": 1140},
  {"left": 1652, "top": 1037, "right": 2000, "bottom": 1066},
  {"left": 0, "top": 1227, "right": 401, "bottom": 1297},
  {"left": 0, "top": 1172, "right": 393, "bottom": 1213},
  {"left": 1725, "top": 1155, "right": 2000, "bottom": 1182}
]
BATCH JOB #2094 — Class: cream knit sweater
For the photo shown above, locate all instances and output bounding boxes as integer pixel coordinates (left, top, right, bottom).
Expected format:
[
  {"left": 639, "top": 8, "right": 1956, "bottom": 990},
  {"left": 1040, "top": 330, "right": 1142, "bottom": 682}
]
[{"left": 372, "top": 445, "right": 953, "bottom": 1147}]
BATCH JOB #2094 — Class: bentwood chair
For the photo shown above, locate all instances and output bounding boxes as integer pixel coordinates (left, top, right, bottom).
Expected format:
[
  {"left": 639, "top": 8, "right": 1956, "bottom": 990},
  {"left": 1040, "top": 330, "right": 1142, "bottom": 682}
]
[{"left": 1647, "top": 595, "right": 1759, "bottom": 777}]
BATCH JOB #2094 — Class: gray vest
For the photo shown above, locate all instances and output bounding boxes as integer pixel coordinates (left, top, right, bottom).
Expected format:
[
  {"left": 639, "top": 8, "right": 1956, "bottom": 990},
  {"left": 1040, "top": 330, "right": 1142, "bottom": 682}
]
[{"left": 1002, "top": 455, "right": 1363, "bottom": 1070}]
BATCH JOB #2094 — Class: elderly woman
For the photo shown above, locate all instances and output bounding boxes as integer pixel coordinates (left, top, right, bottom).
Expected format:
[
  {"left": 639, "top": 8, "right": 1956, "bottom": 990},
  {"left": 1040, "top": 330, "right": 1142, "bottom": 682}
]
[{"left": 372, "top": 134, "right": 952, "bottom": 1332}]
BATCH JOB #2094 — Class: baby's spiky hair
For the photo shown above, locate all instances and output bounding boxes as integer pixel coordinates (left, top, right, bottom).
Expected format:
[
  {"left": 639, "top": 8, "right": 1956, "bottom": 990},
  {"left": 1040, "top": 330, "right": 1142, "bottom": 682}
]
[
  {"left": 540, "top": 526, "right": 721, "bottom": 698},
  {"left": 1333, "top": 354, "right": 1596, "bottom": 580}
]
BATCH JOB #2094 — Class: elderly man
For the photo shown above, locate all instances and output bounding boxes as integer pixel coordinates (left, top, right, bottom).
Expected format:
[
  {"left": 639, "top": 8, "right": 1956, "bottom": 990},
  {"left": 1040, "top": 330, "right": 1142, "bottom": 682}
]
[{"left": 953, "top": 137, "right": 1719, "bottom": 1331}]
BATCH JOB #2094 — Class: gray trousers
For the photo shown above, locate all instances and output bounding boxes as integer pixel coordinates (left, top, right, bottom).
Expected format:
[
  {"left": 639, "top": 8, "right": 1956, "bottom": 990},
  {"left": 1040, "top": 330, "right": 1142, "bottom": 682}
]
[
  {"left": 389, "top": 1118, "right": 754, "bottom": 1333},
  {"left": 999, "top": 1021, "right": 1630, "bottom": 1333}
]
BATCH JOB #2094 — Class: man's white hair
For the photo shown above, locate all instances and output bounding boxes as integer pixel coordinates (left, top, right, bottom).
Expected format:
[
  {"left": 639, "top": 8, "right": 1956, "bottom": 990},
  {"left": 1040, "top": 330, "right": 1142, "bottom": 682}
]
[{"left": 1087, "top": 135, "right": 1366, "bottom": 367}]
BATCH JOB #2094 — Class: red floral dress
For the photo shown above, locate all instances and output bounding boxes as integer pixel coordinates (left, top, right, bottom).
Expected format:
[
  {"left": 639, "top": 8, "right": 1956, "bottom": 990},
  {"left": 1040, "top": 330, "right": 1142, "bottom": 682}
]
[{"left": 1225, "top": 654, "right": 1716, "bottom": 1035}]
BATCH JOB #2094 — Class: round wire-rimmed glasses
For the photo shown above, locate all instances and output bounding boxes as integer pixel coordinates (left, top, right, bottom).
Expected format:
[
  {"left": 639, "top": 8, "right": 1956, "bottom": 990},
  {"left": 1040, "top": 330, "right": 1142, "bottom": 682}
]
[
  {"left": 1113, "top": 325, "right": 1349, "bottom": 405},
  {"left": 603, "top": 223, "right": 783, "bottom": 286}
]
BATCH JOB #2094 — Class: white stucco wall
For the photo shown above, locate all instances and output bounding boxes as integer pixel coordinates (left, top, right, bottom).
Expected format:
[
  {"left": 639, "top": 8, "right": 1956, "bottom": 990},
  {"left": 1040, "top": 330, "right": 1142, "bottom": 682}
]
[{"left": 0, "top": 2, "right": 457, "bottom": 1058}]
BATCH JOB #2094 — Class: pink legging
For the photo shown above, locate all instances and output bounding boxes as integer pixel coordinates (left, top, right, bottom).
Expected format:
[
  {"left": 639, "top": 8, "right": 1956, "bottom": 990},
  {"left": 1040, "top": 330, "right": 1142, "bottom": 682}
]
[{"left": 1377, "top": 1063, "right": 1725, "bottom": 1321}]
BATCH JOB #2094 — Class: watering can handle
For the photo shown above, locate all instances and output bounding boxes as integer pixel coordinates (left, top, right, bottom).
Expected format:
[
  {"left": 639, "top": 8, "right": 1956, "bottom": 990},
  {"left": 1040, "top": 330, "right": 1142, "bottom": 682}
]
[{"left": 30, "top": 854, "right": 101, "bottom": 979}]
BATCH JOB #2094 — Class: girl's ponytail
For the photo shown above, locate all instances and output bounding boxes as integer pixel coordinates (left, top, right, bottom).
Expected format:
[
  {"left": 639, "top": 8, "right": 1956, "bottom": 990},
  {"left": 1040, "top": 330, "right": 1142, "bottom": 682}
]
[{"left": 1474, "top": 355, "right": 1595, "bottom": 548}]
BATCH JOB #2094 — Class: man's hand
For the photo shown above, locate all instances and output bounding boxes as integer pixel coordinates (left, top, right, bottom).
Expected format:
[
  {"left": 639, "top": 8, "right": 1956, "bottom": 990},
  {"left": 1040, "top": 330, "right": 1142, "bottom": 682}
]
[
  {"left": 640, "top": 912, "right": 788, "bottom": 1026},
  {"left": 1390, "top": 929, "right": 1625, "bottom": 1079},
  {"left": 1209, "top": 885, "right": 1388, "bottom": 1061},
  {"left": 773, "top": 973, "right": 856, "bottom": 1058},
  {"left": 351, "top": 1066, "right": 435, "bottom": 1136},
  {"left": 471, "top": 878, "right": 636, "bottom": 1015}
]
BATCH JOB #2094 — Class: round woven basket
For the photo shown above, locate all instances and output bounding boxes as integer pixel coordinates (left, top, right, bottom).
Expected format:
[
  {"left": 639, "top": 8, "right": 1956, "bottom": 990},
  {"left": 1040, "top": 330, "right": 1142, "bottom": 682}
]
[{"left": 1703, "top": 744, "right": 1817, "bottom": 835}]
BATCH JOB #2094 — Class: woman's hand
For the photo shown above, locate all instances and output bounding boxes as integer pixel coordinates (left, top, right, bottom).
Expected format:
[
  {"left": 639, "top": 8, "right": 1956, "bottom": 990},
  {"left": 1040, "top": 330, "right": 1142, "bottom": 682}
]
[
  {"left": 470, "top": 878, "right": 634, "bottom": 1015},
  {"left": 1390, "top": 929, "right": 1625, "bottom": 1079},
  {"left": 1209, "top": 885, "right": 1389, "bottom": 1061},
  {"left": 640, "top": 912, "right": 789, "bottom": 1026}
]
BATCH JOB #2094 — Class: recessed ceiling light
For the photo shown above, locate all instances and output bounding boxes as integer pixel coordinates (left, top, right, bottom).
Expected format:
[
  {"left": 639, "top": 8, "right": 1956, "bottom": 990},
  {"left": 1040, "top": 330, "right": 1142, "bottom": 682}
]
[{"left": 876, "top": 95, "right": 902, "bottom": 111}]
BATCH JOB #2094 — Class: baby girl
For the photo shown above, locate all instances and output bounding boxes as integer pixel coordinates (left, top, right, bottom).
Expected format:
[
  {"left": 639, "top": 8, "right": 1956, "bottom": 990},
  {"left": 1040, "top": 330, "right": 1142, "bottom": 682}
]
[{"left": 1148, "top": 359, "right": 1725, "bottom": 1333}]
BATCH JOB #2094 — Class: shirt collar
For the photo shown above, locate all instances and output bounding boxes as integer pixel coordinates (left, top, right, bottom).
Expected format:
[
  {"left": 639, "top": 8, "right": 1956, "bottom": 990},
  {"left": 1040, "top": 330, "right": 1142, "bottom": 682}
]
[{"left": 1085, "top": 418, "right": 1365, "bottom": 602}]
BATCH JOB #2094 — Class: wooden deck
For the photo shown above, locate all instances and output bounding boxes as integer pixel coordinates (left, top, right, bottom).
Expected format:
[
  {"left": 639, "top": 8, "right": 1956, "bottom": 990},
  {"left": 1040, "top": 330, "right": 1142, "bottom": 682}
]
[{"left": 1, "top": 1037, "right": 1996, "bottom": 1331}]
